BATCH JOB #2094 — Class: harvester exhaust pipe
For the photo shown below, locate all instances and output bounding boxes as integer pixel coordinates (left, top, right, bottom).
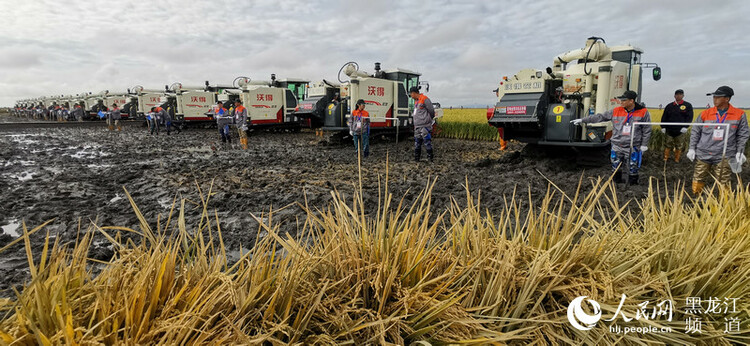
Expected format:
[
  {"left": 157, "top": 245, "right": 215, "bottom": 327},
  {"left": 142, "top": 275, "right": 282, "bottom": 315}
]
[{"left": 374, "top": 62, "right": 386, "bottom": 78}]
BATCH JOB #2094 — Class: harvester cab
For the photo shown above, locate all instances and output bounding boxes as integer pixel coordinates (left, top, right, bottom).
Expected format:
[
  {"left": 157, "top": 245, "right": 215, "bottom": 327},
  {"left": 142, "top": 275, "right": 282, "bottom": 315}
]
[
  {"left": 488, "top": 37, "right": 660, "bottom": 147},
  {"left": 166, "top": 82, "right": 218, "bottom": 122},
  {"left": 296, "top": 62, "right": 425, "bottom": 138},
  {"left": 235, "top": 74, "right": 310, "bottom": 129}
]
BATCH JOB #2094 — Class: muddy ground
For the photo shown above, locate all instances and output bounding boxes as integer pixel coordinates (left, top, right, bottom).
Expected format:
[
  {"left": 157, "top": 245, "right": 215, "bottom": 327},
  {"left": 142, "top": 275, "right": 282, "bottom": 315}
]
[{"left": 1, "top": 114, "right": 748, "bottom": 296}]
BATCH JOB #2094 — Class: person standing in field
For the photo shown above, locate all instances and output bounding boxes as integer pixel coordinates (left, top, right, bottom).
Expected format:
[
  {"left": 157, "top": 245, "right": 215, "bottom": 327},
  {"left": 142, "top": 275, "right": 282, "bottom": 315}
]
[
  {"left": 572, "top": 90, "right": 652, "bottom": 185},
  {"left": 147, "top": 107, "right": 159, "bottom": 135},
  {"left": 349, "top": 99, "right": 370, "bottom": 158},
  {"left": 72, "top": 104, "right": 84, "bottom": 122},
  {"left": 108, "top": 103, "right": 122, "bottom": 131},
  {"left": 687, "top": 86, "right": 749, "bottom": 195},
  {"left": 661, "top": 89, "right": 693, "bottom": 162},
  {"left": 410, "top": 86, "right": 435, "bottom": 162},
  {"left": 233, "top": 100, "right": 248, "bottom": 150},
  {"left": 214, "top": 101, "right": 232, "bottom": 144}
]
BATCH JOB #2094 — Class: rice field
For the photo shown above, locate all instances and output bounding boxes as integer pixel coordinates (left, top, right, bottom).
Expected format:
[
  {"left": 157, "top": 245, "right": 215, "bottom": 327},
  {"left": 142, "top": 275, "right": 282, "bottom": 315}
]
[{"left": 1, "top": 177, "right": 749, "bottom": 344}]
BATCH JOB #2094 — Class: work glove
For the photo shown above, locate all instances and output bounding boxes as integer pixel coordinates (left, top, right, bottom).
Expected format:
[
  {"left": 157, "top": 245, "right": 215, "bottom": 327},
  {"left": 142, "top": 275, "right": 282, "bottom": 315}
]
[
  {"left": 687, "top": 149, "right": 696, "bottom": 162},
  {"left": 680, "top": 127, "right": 688, "bottom": 134},
  {"left": 661, "top": 128, "right": 666, "bottom": 133},
  {"left": 349, "top": 130, "right": 354, "bottom": 136},
  {"left": 640, "top": 146, "right": 648, "bottom": 153},
  {"left": 737, "top": 152, "right": 747, "bottom": 164},
  {"left": 570, "top": 119, "right": 583, "bottom": 126}
]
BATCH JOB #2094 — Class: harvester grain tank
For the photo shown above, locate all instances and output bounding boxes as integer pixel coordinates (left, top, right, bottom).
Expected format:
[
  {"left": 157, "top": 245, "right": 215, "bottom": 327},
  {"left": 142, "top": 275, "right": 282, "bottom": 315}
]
[
  {"left": 166, "top": 83, "right": 217, "bottom": 122},
  {"left": 235, "top": 74, "right": 310, "bottom": 130},
  {"left": 102, "top": 91, "right": 132, "bottom": 119},
  {"left": 126, "top": 86, "right": 169, "bottom": 120},
  {"left": 488, "top": 37, "right": 661, "bottom": 148}
]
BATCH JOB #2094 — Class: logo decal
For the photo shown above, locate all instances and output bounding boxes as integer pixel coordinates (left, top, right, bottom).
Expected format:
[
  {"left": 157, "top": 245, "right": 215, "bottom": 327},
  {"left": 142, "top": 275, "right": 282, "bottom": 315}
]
[{"left": 568, "top": 296, "right": 602, "bottom": 331}]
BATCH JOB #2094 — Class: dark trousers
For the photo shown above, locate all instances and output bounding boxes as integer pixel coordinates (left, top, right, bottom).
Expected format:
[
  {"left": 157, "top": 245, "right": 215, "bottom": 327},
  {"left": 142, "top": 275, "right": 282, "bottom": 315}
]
[{"left": 219, "top": 125, "right": 231, "bottom": 142}]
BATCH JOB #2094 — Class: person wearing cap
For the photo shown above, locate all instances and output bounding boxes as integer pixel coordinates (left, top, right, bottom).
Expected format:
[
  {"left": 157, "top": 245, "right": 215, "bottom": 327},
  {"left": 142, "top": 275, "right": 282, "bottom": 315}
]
[
  {"left": 108, "top": 103, "right": 122, "bottom": 131},
  {"left": 213, "top": 101, "right": 232, "bottom": 144},
  {"left": 661, "top": 89, "right": 693, "bottom": 162},
  {"left": 687, "top": 86, "right": 749, "bottom": 194},
  {"left": 410, "top": 86, "right": 436, "bottom": 162},
  {"left": 572, "top": 90, "right": 652, "bottom": 185},
  {"left": 153, "top": 106, "right": 171, "bottom": 134},
  {"left": 233, "top": 99, "right": 248, "bottom": 150},
  {"left": 349, "top": 99, "right": 370, "bottom": 158}
]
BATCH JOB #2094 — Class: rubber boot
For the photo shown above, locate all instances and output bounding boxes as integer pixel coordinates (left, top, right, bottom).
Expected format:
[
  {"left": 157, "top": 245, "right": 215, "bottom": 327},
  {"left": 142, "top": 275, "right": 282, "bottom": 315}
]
[
  {"left": 240, "top": 137, "right": 248, "bottom": 150},
  {"left": 427, "top": 149, "right": 434, "bottom": 162},
  {"left": 613, "top": 172, "right": 624, "bottom": 184},
  {"left": 499, "top": 138, "right": 507, "bottom": 151},
  {"left": 692, "top": 181, "right": 705, "bottom": 195},
  {"left": 663, "top": 149, "right": 671, "bottom": 161},
  {"left": 628, "top": 174, "right": 639, "bottom": 185},
  {"left": 117, "top": 125, "right": 122, "bottom": 131},
  {"left": 108, "top": 125, "right": 114, "bottom": 131},
  {"left": 674, "top": 150, "right": 682, "bottom": 163},
  {"left": 414, "top": 148, "right": 421, "bottom": 162}
]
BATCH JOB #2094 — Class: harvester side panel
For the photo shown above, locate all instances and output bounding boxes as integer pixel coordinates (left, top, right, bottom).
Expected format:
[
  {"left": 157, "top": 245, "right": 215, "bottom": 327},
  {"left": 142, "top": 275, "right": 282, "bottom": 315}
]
[
  {"left": 241, "top": 87, "right": 285, "bottom": 124},
  {"left": 137, "top": 94, "right": 165, "bottom": 114},
  {"left": 349, "top": 78, "right": 395, "bottom": 128},
  {"left": 177, "top": 91, "right": 215, "bottom": 121}
]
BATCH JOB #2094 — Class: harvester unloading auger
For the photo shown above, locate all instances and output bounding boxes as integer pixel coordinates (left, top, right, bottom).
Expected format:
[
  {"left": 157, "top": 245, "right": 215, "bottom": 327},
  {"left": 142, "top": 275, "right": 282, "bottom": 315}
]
[
  {"left": 294, "top": 62, "right": 440, "bottom": 141},
  {"left": 488, "top": 37, "right": 661, "bottom": 157}
]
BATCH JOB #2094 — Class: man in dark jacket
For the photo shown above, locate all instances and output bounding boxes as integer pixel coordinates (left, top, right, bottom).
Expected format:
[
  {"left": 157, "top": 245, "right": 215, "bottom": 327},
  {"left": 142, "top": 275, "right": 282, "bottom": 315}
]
[
  {"left": 661, "top": 89, "right": 693, "bottom": 162},
  {"left": 410, "top": 86, "right": 435, "bottom": 162}
]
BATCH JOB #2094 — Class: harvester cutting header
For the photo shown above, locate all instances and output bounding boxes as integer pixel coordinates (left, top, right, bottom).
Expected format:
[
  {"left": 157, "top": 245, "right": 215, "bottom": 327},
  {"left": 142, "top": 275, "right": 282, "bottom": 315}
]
[{"left": 488, "top": 37, "right": 661, "bottom": 147}]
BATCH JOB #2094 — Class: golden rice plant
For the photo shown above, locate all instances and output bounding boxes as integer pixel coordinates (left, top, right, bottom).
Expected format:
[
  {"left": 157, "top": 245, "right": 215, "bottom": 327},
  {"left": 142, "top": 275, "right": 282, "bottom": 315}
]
[{"left": 1, "top": 172, "right": 749, "bottom": 344}]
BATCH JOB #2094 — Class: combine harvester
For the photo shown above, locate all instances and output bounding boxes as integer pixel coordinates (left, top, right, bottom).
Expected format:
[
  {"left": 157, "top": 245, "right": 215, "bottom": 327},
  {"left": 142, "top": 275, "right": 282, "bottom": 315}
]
[
  {"left": 104, "top": 91, "right": 132, "bottom": 119},
  {"left": 487, "top": 37, "right": 661, "bottom": 162},
  {"left": 294, "top": 62, "right": 441, "bottom": 141},
  {"left": 235, "top": 74, "right": 310, "bottom": 131},
  {"left": 84, "top": 92, "right": 112, "bottom": 120},
  {"left": 164, "top": 83, "right": 220, "bottom": 124},
  {"left": 125, "top": 86, "right": 170, "bottom": 120}
]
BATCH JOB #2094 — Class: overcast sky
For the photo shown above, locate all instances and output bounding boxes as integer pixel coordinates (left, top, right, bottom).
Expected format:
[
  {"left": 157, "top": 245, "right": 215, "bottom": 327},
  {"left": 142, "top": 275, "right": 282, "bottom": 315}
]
[{"left": 2, "top": 0, "right": 750, "bottom": 108}]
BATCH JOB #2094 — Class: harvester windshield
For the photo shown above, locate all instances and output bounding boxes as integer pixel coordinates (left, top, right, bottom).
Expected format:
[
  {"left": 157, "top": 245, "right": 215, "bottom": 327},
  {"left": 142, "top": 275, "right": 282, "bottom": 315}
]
[
  {"left": 286, "top": 82, "right": 306, "bottom": 102},
  {"left": 383, "top": 70, "right": 420, "bottom": 113}
]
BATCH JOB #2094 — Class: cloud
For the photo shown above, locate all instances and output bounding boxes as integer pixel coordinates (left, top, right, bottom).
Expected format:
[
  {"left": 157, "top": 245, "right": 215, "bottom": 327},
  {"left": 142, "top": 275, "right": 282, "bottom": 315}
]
[{"left": 1, "top": 0, "right": 750, "bottom": 108}]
